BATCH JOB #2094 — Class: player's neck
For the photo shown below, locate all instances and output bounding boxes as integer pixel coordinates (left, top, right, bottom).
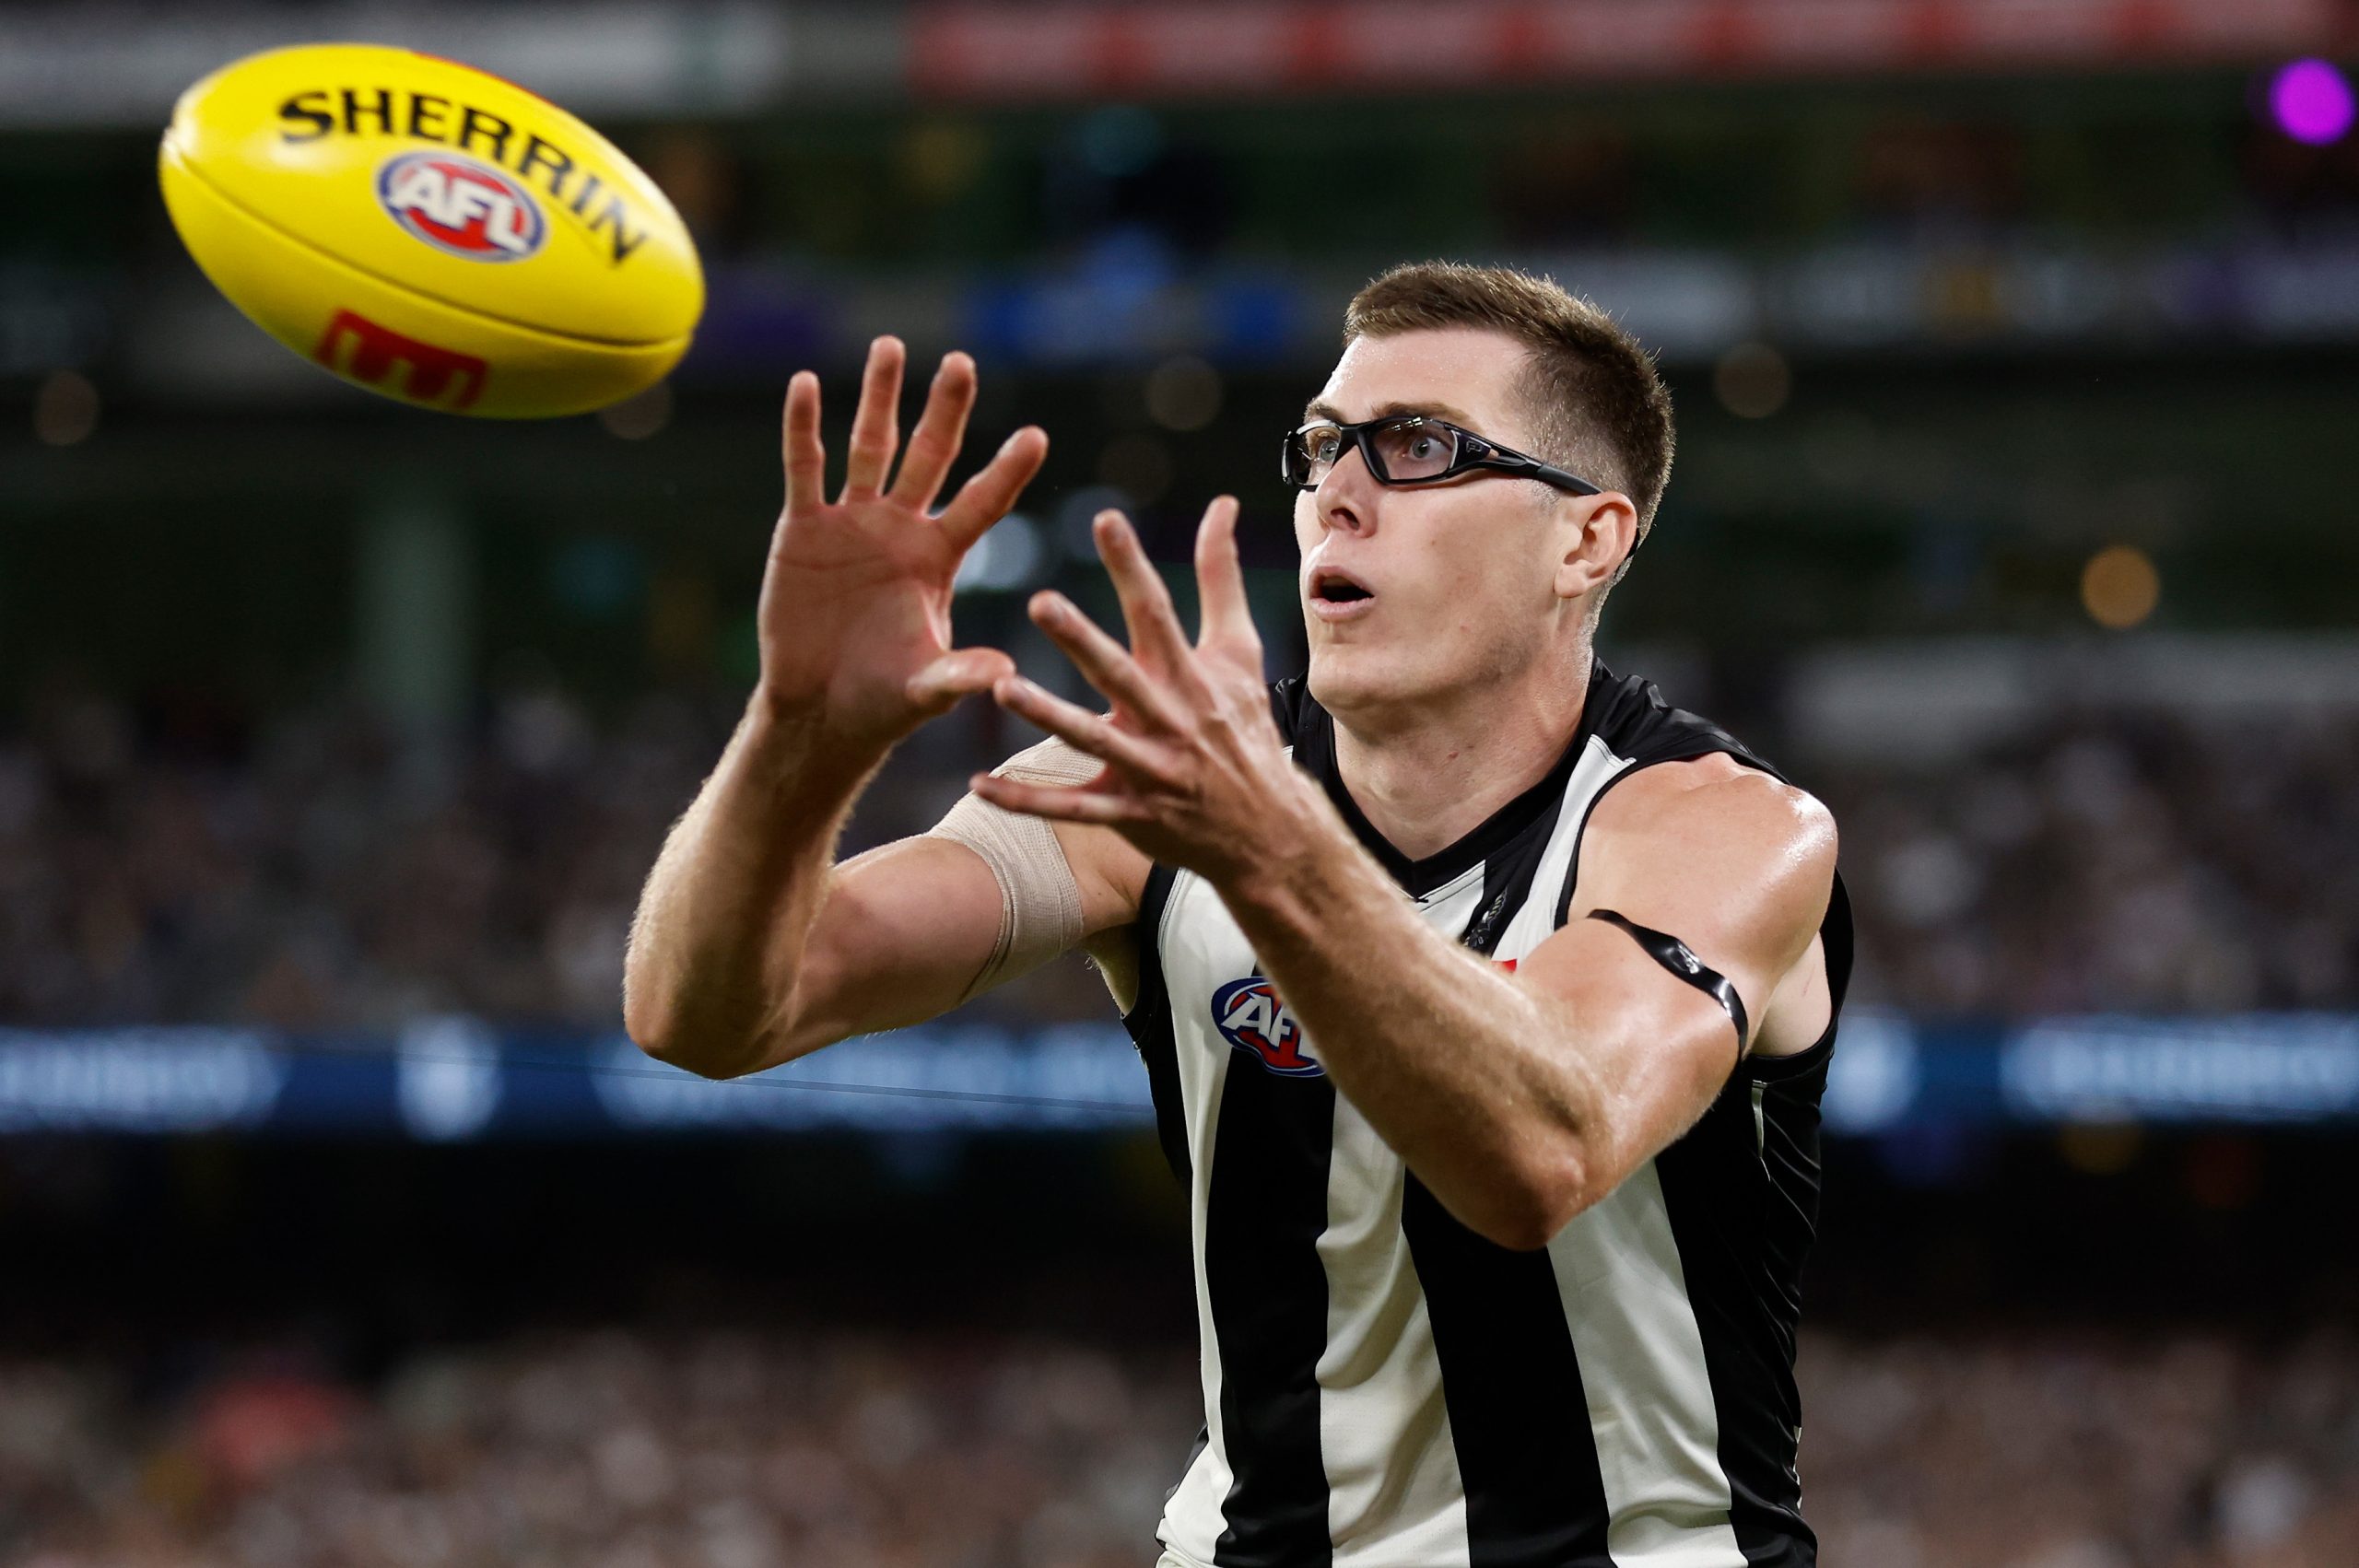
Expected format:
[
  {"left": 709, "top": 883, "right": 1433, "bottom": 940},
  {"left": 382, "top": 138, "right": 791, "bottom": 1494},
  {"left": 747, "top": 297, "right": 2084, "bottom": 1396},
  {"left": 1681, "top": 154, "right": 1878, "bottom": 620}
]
[{"left": 1330, "top": 649, "right": 1593, "bottom": 865}]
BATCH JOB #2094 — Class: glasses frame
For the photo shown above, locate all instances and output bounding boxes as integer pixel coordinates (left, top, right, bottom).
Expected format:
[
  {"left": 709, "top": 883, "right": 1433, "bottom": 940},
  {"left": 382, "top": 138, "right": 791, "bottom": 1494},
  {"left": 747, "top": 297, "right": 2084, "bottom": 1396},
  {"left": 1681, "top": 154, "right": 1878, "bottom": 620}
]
[{"left": 1282, "top": 414, "right": 1605, "bottom": 499}]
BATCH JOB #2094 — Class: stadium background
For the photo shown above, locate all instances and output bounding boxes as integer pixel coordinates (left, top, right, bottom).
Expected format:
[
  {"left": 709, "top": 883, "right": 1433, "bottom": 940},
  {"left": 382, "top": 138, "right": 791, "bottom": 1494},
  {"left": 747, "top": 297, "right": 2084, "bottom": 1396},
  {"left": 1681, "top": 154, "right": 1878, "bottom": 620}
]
[{"left": 6, "top": 2, "right": 2359, "bottom": 1563}]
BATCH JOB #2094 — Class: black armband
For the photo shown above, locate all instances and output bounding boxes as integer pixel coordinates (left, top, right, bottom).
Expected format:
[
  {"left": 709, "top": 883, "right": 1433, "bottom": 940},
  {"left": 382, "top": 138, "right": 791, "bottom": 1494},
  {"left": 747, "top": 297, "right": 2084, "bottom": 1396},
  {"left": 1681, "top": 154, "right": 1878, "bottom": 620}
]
[{"left": 1587, "top": 909, "right": 1750, "bottom": 1058}]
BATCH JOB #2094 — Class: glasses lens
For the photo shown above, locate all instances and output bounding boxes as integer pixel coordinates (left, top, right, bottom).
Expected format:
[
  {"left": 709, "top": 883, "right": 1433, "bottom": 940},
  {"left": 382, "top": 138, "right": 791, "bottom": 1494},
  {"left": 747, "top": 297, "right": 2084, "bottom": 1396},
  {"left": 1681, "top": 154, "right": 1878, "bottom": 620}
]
[
  {"left": 1368, "top": 417, "right": 1456, "bottom": 482},
  {"left": 1285, "top": 424, "right": 1344, "bottom": 487}
]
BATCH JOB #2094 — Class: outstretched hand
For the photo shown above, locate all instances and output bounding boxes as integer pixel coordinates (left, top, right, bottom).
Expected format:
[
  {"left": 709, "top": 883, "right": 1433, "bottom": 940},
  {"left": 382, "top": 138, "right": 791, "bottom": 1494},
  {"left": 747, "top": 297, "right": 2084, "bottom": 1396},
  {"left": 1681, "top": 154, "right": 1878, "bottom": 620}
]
[
  {"left": 756, "top": 336, "right": 1047, "bottom": 752},
  {"left": 972, "top": 499, "right": 1325, "bottom": 884}
]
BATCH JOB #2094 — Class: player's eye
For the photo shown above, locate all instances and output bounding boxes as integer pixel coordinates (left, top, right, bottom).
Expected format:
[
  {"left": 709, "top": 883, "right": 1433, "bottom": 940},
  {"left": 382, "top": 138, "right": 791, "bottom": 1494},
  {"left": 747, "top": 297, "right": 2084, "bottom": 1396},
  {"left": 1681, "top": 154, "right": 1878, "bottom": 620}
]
[{"left": 1374, "top": 419, "right": 1455, "bottom": 479}]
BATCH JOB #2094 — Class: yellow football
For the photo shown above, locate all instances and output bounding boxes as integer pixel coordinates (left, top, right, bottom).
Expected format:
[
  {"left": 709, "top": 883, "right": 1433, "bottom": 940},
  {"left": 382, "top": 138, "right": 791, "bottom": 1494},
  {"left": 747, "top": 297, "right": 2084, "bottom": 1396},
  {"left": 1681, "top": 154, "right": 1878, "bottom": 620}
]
[{"left": 158, "top": 42, "right": 703, "bottom": 418}]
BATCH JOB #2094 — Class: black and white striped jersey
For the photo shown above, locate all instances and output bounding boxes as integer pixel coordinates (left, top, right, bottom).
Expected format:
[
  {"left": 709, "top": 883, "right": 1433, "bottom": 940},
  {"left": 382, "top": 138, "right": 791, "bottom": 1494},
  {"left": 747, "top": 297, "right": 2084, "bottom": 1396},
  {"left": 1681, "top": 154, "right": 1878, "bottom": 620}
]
[{"left": 1122, "top": 661, "right": 1854, "bottom": 1568}]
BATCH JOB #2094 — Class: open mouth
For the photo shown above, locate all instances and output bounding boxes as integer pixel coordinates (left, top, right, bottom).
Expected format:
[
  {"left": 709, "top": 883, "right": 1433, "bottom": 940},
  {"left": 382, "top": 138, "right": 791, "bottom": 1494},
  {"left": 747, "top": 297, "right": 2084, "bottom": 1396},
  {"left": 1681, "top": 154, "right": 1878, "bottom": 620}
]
[{"left": 1309, "top": 567, "right": 1373, "bottom": 604}]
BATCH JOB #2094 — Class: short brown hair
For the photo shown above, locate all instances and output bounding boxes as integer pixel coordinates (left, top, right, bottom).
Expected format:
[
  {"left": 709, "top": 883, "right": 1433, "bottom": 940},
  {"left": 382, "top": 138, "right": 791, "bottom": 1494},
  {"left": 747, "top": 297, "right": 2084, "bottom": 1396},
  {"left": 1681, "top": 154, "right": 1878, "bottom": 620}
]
[{"left": 1343, "top": 261, "right": 1675, "bottom": 543}]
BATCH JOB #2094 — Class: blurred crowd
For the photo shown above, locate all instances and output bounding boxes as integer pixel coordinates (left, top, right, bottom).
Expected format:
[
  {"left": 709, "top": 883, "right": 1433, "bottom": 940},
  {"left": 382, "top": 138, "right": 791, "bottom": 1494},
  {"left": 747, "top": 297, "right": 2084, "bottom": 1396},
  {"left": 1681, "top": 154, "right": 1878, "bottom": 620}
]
[
  {"left": 1829, "top": 710, "right": 2359, "bottom": 1016},
  {"left": 3, "top": 681, "right": 2357, "bottom": 1029},
  {"left": 0, "top": 1325, "right": 1195, "bottom": 1568},
  {"left": 0, "top": 682, "right": 727, "bottom": 1031},
  {"left": 0, "top": 1320, "right": 2353, "bottom": 1568},
  {"left": 1802, "top": 1326, "right": 2359, "bottom": 1568},
  {"left": 0, "top": 678, "right": 1097, "bottom": 1033}
]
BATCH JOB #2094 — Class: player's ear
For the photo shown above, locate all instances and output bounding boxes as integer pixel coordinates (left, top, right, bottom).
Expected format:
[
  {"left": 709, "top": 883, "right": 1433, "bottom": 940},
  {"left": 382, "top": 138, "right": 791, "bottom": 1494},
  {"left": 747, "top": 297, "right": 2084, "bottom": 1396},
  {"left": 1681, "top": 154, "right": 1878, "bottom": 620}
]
[{"left": 1552, "top": 491, "right": 1638, "bottom": 603}]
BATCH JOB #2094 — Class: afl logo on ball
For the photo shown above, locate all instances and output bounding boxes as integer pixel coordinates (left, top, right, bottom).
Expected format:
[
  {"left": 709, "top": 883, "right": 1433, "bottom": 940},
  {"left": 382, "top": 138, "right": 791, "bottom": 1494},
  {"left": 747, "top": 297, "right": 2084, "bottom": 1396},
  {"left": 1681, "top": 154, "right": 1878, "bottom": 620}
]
[
  {"left": 376, "top": 151, "right": 546, "bottom": 262},
  {"left": 1212, "top": 977, "right": 1322, "bottom": 1078}
]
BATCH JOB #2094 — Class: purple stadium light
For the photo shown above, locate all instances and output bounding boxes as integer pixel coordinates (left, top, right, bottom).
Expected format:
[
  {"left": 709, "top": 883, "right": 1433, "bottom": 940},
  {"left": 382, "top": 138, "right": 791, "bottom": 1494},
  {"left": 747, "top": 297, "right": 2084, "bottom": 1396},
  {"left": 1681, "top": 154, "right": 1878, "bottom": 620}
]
[{"left": 2270, "top": 59, "right": 2355, "bottom": 146}]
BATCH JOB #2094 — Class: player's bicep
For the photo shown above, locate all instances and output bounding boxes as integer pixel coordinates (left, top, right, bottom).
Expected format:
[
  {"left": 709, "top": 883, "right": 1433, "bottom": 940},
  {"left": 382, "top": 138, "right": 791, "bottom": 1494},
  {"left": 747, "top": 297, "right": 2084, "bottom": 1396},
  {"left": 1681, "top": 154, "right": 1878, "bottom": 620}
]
[
  {"left": 778, "top": 745, "right": 1149, "bottom": 1062},
  {"left": 779, "top": 835, "right": 1015, "bottom": 1055},
  {"left": 1573, "top": 766, "right": 1837, "bottom": 1048},
  {"left": 1512, "top": 920, "right": 1755, "bottom": 1190},
  {"left": 1508, "top": 766, "right": 1838, "bottom": 1199}
]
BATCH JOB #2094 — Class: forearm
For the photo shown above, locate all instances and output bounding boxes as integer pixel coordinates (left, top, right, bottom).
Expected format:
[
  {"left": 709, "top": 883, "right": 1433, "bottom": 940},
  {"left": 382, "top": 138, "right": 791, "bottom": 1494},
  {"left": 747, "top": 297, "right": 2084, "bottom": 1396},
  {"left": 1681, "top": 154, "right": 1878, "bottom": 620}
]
[
  {"left": 623, "top": 695, "right": 887, "bottom": 1077},
  {"left": 1216, "top": 806, "right": 1599, "bottom": 1248}
]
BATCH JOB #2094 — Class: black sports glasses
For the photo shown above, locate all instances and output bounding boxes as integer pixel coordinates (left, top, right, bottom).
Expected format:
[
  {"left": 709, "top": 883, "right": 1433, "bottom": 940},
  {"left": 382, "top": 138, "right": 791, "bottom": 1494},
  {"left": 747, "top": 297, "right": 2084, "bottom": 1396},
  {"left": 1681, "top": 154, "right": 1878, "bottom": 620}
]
[{"left": 1281, "top": 414, "right": 1604, "bottom": 497}]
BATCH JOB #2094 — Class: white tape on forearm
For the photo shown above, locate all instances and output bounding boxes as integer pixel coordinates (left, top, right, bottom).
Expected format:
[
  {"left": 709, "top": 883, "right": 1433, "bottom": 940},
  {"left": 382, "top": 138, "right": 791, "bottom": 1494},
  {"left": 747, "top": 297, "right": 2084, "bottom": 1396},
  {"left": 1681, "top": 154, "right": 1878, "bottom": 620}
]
[{"left": 925, "top": 736, "right": 1096, "bottom": 1000}]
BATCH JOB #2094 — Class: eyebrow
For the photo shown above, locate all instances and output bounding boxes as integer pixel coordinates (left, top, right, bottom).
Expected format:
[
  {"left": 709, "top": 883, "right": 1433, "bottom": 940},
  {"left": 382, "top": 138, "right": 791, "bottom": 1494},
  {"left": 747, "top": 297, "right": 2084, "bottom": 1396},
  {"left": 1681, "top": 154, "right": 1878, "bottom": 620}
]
[{"left": 1301, "top": 398, "right": 1484, "bottom": 429}]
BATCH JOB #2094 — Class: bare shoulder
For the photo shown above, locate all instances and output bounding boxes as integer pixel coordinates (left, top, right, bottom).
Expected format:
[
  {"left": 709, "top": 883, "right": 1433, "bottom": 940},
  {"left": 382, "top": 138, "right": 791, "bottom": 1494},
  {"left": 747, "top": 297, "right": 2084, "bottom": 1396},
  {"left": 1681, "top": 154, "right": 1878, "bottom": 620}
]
[
  {"left": 1045, "top": 815, "right": 1151, "bottom": 1013},
  {"left": 1590, "top": 754, "right": 1836, "bottom": 864},
  {"left": 1052, "top": 817, "right": 1152, "bottom": 933},
  {"left": 1577, "top": 755, "right": 1837, "bottom": 939}
]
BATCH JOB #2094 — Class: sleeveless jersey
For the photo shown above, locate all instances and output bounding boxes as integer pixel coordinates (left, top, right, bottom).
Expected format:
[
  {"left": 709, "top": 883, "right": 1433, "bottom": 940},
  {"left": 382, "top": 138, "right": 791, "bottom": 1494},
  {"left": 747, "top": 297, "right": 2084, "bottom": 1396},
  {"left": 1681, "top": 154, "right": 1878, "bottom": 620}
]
[{"left": 1122, "top": 661, "right": 1855, "bottom": 1568}]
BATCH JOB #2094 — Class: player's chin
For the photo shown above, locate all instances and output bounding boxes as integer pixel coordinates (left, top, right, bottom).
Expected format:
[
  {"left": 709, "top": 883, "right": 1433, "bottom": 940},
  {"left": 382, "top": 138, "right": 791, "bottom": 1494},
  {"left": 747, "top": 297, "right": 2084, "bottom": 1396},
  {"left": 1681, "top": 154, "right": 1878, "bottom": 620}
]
[{"left": 1304, "top": 640, "right": 1402, "bottom": 714}]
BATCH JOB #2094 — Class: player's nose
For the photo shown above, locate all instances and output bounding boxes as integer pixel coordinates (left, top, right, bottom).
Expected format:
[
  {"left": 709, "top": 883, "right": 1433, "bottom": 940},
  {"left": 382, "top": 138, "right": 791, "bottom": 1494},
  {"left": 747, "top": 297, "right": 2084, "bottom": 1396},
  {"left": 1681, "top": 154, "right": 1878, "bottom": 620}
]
[{"left": 1312, "top": 448, "right": 1379, "bottom": 537}]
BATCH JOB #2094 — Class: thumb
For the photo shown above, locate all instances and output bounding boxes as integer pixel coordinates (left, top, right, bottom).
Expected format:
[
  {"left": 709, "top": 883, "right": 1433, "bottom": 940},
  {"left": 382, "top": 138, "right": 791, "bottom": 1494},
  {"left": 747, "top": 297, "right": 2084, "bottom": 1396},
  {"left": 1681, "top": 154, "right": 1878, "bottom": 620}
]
[{"left": 906, "top": 647, "right": 1016, "bottom": 715}]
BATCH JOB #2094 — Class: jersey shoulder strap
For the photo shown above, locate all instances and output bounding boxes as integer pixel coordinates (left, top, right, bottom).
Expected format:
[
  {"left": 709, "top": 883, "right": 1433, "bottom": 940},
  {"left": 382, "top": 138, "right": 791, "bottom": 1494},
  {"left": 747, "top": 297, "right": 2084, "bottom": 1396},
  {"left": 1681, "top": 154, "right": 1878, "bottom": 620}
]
[{"left": 1583, "top": 662, "right": 1784, "bottom": 778}]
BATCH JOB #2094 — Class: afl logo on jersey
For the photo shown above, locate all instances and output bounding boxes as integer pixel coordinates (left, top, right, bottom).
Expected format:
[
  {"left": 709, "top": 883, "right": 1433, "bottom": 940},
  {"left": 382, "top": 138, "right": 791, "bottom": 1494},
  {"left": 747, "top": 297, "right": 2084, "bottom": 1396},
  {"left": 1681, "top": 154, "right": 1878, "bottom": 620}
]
[
  {"left": 377, "top": 151, "right": 546, "bottom": 262},
  {"left": 1212, "top": 977, "right": 1322, "bottom": 1078}
]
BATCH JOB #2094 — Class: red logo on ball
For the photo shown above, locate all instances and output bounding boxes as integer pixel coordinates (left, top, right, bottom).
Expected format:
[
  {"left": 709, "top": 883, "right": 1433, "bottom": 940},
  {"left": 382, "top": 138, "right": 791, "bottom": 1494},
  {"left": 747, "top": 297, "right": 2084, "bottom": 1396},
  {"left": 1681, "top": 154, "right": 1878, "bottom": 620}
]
[
  {"left": 314, "top": 310, "right": 488, "bottom": 409},
  {"left": 376, "top": 151, "right": 546, "bottom": 263}
]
